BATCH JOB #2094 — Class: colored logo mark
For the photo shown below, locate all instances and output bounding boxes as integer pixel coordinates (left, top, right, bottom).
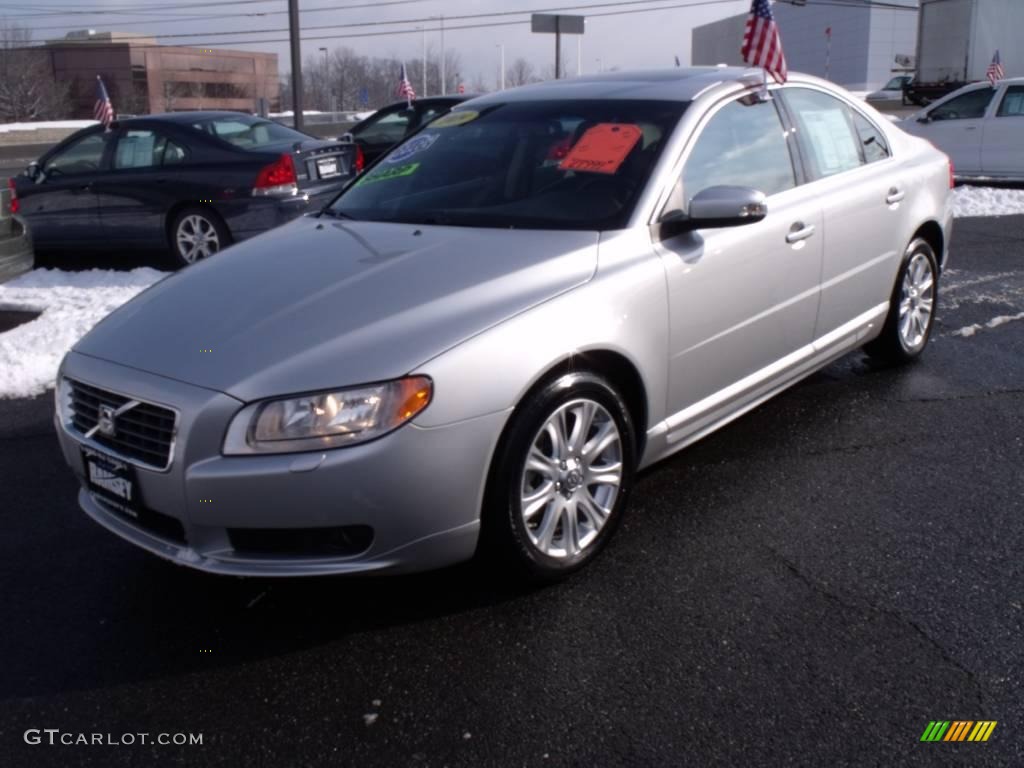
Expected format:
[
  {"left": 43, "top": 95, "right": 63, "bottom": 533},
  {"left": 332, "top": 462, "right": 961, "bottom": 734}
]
[{"left": 920, "top": 721, "right": 997, "bottom": 742}]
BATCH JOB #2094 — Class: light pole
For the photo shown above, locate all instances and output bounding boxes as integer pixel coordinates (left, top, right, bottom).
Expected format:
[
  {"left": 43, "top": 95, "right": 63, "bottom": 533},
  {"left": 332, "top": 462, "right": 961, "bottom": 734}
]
[
  {"left": 440, "top": 15, "right": 446, "bottom": 95},
  {"left": 497, "top": 43, "right": 505, "bottom": 90},
  {"left": 595, "top": 57, "right": 602, "bottom": 73},
  {"left": 319, "top": 47, "right": 330, "bottom": 113},
  {"left": 419, "top": 26, "right": 427, "bottom": 97},
  {"left": 288, "top": 0, "right": 303, "bottom": 130}
]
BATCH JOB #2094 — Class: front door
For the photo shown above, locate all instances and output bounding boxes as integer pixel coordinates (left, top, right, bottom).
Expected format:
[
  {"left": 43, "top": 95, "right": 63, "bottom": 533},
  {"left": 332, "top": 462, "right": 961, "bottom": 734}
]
[
  {"left": 918, "top": 86, "right": 997, "bottom": 176},
  {"left": 18, "top": 131, "right": 109, "bottom": 247},
  {"left": 655, "top": 94, "right": 823, "bottom": 424}
]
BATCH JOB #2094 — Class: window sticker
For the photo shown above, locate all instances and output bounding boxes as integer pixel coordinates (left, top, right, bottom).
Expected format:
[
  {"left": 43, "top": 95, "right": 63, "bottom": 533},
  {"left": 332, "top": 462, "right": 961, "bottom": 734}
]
[
  {"left": 799, "top": 109, "right": 861, "bottom": 176},
  {"left": 386, "top": 133, "right": 439, "bottom": 164},
  {"left": 559, "top": 123, "right": 643, "bottom": 174},
  {"left": 430, "top": 110, "right": 479, "bottom": 128},
  {"left": 355, "top": 162, "right": 420, "bottom": 186}
]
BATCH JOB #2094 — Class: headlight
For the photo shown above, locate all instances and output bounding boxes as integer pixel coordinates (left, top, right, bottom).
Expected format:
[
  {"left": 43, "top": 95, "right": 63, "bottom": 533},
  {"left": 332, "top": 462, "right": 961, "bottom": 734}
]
[{"left": 223, "top": 376, "right": 432, "bottom": 455}]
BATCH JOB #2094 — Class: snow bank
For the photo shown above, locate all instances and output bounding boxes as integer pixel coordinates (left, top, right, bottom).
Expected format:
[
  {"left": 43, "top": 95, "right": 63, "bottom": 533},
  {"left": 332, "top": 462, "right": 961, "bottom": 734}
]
[
  {"left": 0, "top": 267, "right": 167, "bottom": 399},
  {"left": 952, "top": 186, "right": 1024, "bottom": 218},
  {"left": 0, "top": 120, "right": 98, "bottom": 134}
]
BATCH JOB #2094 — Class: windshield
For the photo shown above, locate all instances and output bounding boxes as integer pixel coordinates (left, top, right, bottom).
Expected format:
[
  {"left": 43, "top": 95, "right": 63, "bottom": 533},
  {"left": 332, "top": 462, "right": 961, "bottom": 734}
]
[
  {"left": 884, "top": 77, "right": 909, "bottom": 90},
  {"left": 189, "top": 116, "right": 309, "bottom": 149},
  {"left": 328, "top": 99, "right": 687, "bottom": 230}
]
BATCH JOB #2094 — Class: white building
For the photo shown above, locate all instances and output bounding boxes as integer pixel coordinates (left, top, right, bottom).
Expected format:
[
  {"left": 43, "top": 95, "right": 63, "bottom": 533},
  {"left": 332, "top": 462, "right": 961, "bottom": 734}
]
[{"left": 691, "top": 0, "right": 919, "bottom": 91}]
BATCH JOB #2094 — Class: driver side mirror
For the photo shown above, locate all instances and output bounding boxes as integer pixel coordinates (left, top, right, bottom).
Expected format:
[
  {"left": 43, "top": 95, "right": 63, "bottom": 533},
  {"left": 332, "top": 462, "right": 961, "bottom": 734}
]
[
  {"left": 916, "top": 115, "right": 932, "bottom": 124},
  {"left": 25, "top": 161, "right": 41, "bottom": 182},
  {"left": 658, "top": 185, "right": 767, "bottom": 239}
]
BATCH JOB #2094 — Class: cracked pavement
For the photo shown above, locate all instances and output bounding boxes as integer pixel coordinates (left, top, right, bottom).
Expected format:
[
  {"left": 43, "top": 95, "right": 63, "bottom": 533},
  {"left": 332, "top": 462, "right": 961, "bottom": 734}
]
[{"left": 1, "top": 216, "right": 1022, "bottom": 767}]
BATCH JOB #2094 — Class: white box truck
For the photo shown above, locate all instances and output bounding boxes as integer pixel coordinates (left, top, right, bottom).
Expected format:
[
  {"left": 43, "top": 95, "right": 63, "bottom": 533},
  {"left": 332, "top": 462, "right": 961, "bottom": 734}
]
[{"left": 905, "top": 0, "right": 1023, "bottom": 105}]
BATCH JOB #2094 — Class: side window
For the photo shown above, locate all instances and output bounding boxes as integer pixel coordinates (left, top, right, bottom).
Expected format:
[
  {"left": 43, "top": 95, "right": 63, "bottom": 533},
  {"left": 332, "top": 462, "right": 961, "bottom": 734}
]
[
  {"left": 851, "top": 112, "right": 890, "bottom": 163},
  {"left": 683, "top": 97, "right": 796, "bottom": 200},
  {"left": 929, "top": 89, "right": 994, "bottom": 121},
  {"left": 44, "top": 133, "right": 107, "bottom": 176},
  {"left": 353, "top": 110, "right": 411, "bottom": 145},
  {"left": 114, "top": 130, "right": 187, "bottom": 169},
  {"left": 418, "top": 106, "right": 447, "bottom": 127},
  {"left": 997, "top": 86, "right": 1024, "bottom": 117},
  {"left": 784, "top": 88, "right": 864, "bottom": 178}
]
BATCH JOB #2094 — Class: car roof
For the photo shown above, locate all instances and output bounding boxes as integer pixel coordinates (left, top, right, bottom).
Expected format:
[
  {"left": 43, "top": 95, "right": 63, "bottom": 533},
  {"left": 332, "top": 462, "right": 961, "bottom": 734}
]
[
  {"left": 466, "top": 67, "right": 769, "bottom": 106},
  {"left": 123, "top": 111, "right": 269, "bottom": 125}
]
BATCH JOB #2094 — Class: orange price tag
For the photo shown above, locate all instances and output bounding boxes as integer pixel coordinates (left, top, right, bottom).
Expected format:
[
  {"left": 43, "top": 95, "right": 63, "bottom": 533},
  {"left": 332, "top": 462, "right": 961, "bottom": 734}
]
[{"left": 559, "top": 123, "right": 643, "bottom": 175}]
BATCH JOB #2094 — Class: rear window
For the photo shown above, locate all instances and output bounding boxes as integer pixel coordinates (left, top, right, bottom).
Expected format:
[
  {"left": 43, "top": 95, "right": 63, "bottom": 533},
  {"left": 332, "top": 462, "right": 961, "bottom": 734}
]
[{"left": 190, "top": 116, "right": 308, "bottom": 149}]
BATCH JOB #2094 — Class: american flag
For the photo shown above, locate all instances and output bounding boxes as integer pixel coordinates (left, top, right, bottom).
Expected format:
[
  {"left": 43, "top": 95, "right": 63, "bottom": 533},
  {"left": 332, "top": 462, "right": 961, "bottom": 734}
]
[
  {"left": 396, "top": 62, "right": 416, "bottom": 103},
  {"left": 741, "top": 0, "right": 788, "bottom": 84},
  {"left": 94, "top": 76, "right": 114, "bottom": 128},
  {"left": 987, "top": 50, "right": 1005, "bottom": 86}
]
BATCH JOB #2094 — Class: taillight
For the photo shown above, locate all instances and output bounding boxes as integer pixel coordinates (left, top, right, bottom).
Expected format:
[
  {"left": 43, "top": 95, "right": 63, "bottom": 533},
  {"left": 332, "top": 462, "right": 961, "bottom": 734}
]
[
  {"left": 7, "top": 178, "right": 19, "bottom": 214},
  {"left": 354, "top": 144, "right": 365, "bottom": 174},
  {"left": 948, "top": 158, "right": 955, "bottom": 189},
  {"left": 252, "top": 153, "right": 297, "bottom": 196}
]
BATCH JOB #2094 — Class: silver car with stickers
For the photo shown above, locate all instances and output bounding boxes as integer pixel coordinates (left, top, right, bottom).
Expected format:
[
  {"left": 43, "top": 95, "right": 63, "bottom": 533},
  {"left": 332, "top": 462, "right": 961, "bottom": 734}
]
[{"left": 55, "top": 68, "right": 953, "bottom": 580}]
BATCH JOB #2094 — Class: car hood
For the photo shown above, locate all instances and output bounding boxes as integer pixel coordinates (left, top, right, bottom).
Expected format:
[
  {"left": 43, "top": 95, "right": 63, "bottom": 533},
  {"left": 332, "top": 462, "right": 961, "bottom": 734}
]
[{"left": 73, "top": 216, "right": 598, "bottom": 401}]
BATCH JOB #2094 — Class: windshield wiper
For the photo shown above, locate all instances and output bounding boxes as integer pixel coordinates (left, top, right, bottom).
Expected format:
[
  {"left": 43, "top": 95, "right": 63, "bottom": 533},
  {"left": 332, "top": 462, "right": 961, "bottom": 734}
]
[{"left": 319, "top": 208, "right": 356, "bottom": 220}]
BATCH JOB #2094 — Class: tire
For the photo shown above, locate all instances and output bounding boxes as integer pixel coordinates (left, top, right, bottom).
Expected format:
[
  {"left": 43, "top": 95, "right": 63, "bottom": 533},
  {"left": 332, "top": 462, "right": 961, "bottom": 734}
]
[
  {"left": 480, "top": 371, "right": 636, "bottom": 583},
  {"left": 169, "top": 207, "right": 230, "bottom": 268},
  {"left": 864, "top": 238, "right": 939, "bottom": 364}
]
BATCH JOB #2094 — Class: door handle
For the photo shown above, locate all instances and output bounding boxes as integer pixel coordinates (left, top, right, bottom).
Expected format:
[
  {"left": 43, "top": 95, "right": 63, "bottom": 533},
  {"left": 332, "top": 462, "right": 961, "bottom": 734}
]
[
  {"left": 73, "top": 184, "right": 93, "bottom": 193},
  {"left": 886, "top": 188, "right": 906, "bottom": 205},
  {"left": 786, "top": 222, "right": 815, "bottom": 244},
  {"left": 964, "top": 126, "right": 978, "bottom": 131}
]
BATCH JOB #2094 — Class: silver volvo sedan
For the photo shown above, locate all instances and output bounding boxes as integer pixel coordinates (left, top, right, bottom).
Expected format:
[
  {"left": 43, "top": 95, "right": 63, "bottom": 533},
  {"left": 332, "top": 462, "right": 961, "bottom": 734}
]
[{"left": 54, "top": 68, "right": 953, "bottom": 581}]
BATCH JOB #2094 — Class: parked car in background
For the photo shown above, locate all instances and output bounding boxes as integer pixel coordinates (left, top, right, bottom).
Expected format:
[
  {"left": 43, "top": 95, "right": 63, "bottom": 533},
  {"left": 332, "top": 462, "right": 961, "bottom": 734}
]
[
  {"left": 901, "top": 77, "right": 1024, "bottom": 182},
  {"left": 346, "top": 96, "right": 472, "bottom": 165},
  {"left": 55, "top": 69, "right": 952, "bottom": 581},
  {"left": 0, "top": 181, "right": 33, "bottom": 283},
  {"left": 13, "top": 112, "right": 360, "bottom": 267},
  {"left": 866, "top": 75, "right": 913, "bottom": 104}
]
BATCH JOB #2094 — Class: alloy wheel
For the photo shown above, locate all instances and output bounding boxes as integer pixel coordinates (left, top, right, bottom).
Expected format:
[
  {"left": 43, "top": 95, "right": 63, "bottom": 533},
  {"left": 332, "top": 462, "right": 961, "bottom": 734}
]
[
  {"left": 898, "top": 251, "right": 935, "bottom": 352},
  {"left": 519, "top": 398, "right": 623, "bottom": 559},
  {"left": 176, "top": 214, "right": 221, "bottom": 264}
]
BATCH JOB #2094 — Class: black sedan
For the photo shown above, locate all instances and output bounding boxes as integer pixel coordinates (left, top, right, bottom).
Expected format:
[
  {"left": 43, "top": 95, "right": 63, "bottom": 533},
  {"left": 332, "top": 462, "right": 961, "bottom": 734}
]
[
  {"left": 347, "top": 96, "right": 472, "bottom": 165},
  {"left": 13, "top": 112, "right": 360, "bottom": 267}
]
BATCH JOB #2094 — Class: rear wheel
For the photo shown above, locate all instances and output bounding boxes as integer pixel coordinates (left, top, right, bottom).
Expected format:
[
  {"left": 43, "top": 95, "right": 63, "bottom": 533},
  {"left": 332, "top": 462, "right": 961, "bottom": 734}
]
[
  {"left": 169, "top": 207, "right": 230, "bottom": 268},
  {"left": 480, "top": 371, "right": 636, "bottom": 583},
  {"left": 865, "top": 238, "right": 938, "bottom": 364}
]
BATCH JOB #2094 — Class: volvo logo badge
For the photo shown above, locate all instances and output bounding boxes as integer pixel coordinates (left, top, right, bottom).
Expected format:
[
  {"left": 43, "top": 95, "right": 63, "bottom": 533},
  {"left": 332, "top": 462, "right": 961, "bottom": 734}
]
[{"left": 97, "top": 405, "right": 117, "bottom": 437}]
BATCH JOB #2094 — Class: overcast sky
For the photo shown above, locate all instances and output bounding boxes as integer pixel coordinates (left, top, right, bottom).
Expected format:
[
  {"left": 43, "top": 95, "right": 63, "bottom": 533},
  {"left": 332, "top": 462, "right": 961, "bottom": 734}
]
[{"left": 0, "top": 0, "right": 754, "bottom": 87}]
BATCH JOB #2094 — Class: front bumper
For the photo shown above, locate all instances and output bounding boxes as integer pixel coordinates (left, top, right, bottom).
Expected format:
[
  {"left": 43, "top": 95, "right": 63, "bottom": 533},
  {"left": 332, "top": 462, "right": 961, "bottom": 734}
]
[{"left": 56, "top": 351, "right": 504, "bottom": 576}]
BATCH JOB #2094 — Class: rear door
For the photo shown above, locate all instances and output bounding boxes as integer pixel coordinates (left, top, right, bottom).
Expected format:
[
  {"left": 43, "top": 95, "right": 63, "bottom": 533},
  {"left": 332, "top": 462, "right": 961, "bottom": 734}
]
[
  {"left": 779, "top": 87, "right": 906, "bottom": 340},
  {"left": 17, "top": 131, "right": 110, "bottom": 247},
  {"left": 981, "top": 84, "right": 1024, "bottom": 178},
  {"left": 96, "top": 127, "right": 189, "bottom": 245}
]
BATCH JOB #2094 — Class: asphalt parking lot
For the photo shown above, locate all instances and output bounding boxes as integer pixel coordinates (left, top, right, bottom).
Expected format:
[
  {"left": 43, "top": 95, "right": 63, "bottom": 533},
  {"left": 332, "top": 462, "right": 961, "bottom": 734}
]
[{"left": 1, "top": 216, "right": 1022, "bottom": 767}]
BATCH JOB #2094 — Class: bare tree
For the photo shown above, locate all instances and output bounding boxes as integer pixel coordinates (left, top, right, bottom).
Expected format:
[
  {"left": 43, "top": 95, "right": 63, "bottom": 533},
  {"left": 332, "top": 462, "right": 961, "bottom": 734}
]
[
  {"left": 506, "top": 58, "right": 537, "bottom": 88},
  {"left": 0, "top": 21, "right": 70, "bottom": 121}
]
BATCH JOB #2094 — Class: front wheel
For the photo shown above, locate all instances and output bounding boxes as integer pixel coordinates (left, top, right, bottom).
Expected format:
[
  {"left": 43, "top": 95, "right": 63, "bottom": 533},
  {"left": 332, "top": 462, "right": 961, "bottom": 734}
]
[
  {"left": 480, "top": 371, "right": 636, "bottom": 583},
  {"left": 865, "top": 238, "right": 938, "bottom": 364},
  {"left": 169, "top": 207, "right": 230, "bottom": 268}
]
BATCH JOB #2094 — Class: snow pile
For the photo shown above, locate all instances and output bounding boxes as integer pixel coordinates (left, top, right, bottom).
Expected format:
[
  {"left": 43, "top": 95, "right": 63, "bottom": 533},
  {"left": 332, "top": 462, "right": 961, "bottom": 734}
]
[
  {"left": 950, "top": 312, "right": 1024, "bottom": 338},
  {"left": 0, "top": 120, "right": 98, "bottom": 134},
  {"left": 952, "top": 186, "right": 1024, "bottom": 218},
  {"left": 0, "top": 267, "right": 167, "bottom": 399}
]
